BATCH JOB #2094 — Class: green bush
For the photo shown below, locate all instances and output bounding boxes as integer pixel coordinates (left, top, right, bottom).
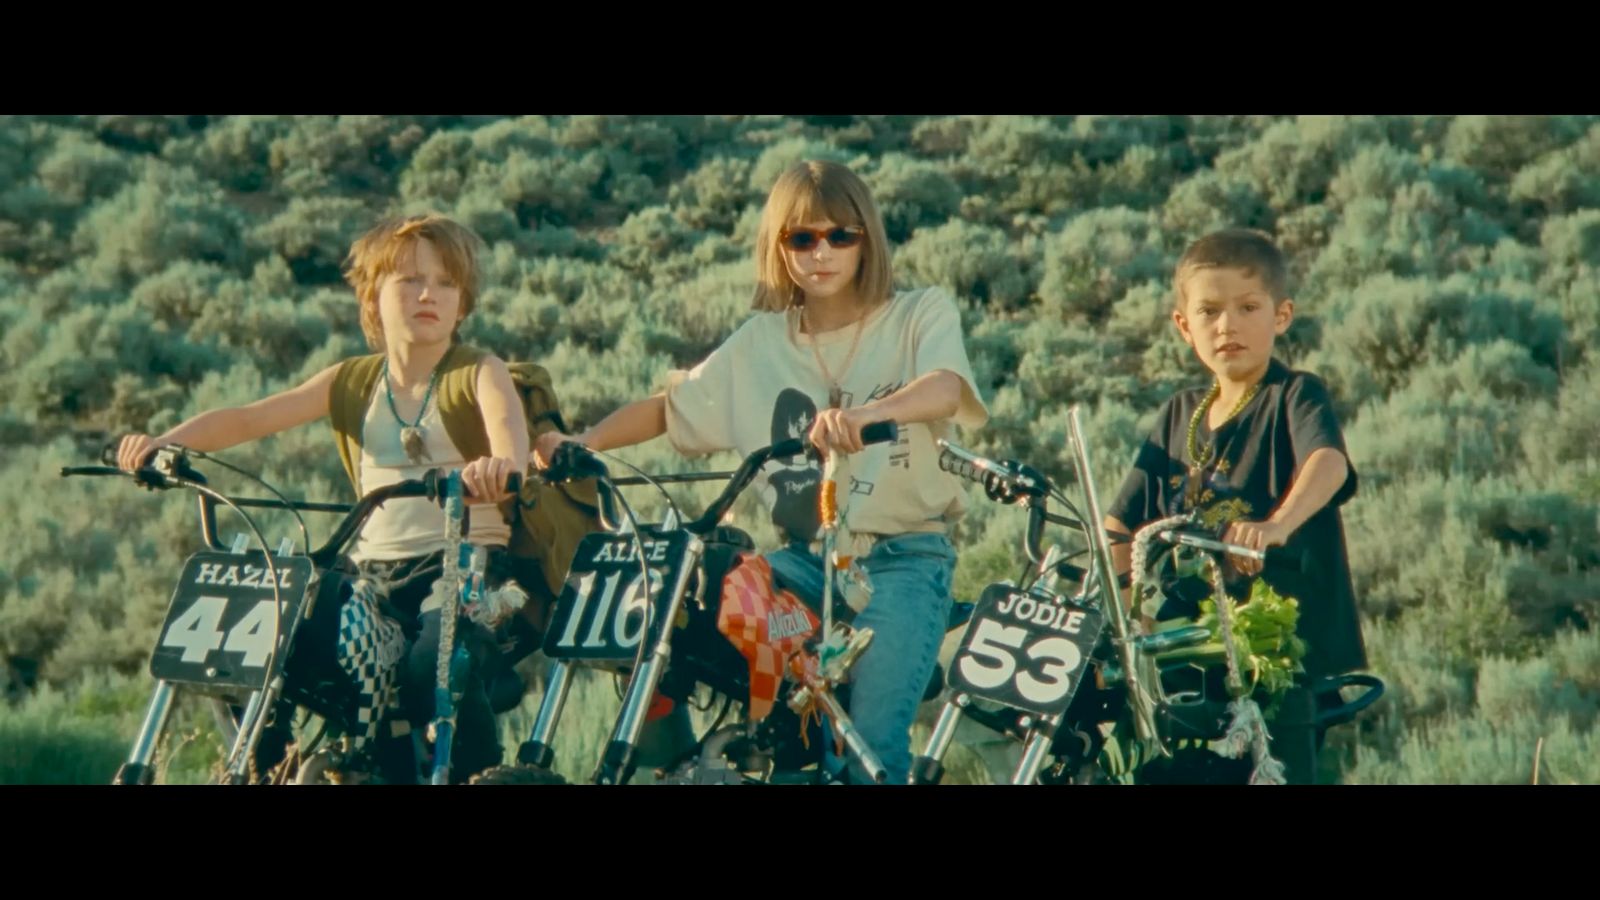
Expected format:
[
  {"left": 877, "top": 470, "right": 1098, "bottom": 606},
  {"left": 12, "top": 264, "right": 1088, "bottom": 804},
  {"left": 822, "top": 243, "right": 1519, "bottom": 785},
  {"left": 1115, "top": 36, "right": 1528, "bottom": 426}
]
[{"left": 4, "top": 114, "right": 1597, "bottom": 784}]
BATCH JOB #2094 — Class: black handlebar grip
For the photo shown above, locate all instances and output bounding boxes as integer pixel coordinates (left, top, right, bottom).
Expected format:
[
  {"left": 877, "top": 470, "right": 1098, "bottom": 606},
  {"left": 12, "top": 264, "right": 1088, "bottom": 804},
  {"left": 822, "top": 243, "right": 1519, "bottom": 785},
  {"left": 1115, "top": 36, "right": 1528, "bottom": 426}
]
[
  {"left": 454, "top": 470, "right": 526, "bottom": 501},
  {"left": 1025, "top": 507, "right": 1047, "bottom": 564},
  {"left": 1054, "top": 561, "right": 1088, "bottom": 584},
  {"left": 1263, "top": 543, "right": 1313, "bottom": 572},
  {"left": 861, "top": 420, "right": 899, "bottom": 446},
  {"left": 544, "top": 441, "right": 608, "bottom": 482},
  {"left": 937, "top": 448, "right": 988, "bottom": 487},
  {"left": 102, "top": 440, "right": 187, "bottom": 477}
]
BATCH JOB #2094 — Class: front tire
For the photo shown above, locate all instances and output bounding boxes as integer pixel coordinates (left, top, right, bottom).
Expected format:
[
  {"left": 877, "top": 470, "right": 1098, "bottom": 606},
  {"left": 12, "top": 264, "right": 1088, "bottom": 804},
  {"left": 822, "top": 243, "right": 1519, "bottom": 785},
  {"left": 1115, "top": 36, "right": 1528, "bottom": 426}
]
[{"left": 469, "top": 764, "right": 569, "bottom": 785}]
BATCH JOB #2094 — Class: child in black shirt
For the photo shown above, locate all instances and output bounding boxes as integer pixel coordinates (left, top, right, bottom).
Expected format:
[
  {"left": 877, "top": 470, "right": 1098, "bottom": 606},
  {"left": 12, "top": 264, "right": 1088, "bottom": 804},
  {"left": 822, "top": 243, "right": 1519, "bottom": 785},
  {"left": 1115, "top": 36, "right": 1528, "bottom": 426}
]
[{"left": 1105, "top": 228, "right": 1368, "bottom": 784}]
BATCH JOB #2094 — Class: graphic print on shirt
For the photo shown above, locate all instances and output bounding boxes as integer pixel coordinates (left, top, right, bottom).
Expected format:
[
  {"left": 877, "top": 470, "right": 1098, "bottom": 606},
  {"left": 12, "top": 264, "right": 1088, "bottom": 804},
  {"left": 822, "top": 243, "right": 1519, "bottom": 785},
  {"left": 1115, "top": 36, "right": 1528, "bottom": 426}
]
[
  {"left": 865, "top": 380, "right": 911, "bottom": 470},
  {"left": 763, "top": 385, "right": 898, "bottom": 541},
  {"left": 766, "top": 388, "right": 824, "bottom": 543}
]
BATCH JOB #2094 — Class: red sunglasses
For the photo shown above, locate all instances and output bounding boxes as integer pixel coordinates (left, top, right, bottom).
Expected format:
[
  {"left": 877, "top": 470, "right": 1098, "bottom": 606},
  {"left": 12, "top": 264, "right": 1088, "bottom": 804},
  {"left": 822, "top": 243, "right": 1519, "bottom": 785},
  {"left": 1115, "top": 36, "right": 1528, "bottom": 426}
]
[{"left": 777, "top": 225, "right": 866, "bottom": 252}]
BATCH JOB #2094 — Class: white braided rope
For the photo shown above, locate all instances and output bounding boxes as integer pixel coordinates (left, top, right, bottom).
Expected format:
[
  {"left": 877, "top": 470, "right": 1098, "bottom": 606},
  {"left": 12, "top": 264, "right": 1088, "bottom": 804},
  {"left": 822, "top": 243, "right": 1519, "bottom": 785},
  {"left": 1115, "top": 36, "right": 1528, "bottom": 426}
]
[
  {"left": 1201, "top": 556, "right": 1285, "bottom": 784},
  {"left": 1204, "top": 557, "right": 1248, "bottom": 696},
  {"left": 433, "top": 483, "right": 465, "bottom": 713},
  {"left": 818, "top": 453, "right": 847, "bottom": 666},
  {"left": 1129, "top": 515, "right": 1193, "bottom": 620},
  {"left": 1124, "top": 515, "right": 1192, "bottom": 760}
]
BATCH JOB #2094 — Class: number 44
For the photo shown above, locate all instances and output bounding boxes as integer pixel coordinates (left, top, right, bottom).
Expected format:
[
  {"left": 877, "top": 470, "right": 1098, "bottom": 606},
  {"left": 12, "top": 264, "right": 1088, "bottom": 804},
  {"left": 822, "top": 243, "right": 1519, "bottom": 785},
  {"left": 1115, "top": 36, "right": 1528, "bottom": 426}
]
[{"left": 162, "top": 597, "right": 281, "bottom": 668}]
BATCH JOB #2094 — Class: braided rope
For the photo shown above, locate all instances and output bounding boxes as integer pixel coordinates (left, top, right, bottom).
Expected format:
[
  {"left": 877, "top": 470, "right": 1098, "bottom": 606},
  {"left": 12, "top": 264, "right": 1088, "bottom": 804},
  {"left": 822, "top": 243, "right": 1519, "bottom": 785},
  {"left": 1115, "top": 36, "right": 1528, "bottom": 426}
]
[{"left": 1201, "top": 556, "right": 1285, "bottom": 784}]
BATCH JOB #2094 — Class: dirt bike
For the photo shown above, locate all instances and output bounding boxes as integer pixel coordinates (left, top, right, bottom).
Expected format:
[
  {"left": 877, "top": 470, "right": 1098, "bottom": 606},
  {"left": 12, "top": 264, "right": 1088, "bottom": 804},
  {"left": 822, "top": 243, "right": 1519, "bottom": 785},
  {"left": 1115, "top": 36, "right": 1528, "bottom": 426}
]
[
  {"left": 911, "top": 407, "right": 1384, "bottom": 785},
  {"left": 62, "top": 445, "right": 530, "bottom": 785},
  {"left": 472, "top": 421, "right": 971, "bottom": 785}
]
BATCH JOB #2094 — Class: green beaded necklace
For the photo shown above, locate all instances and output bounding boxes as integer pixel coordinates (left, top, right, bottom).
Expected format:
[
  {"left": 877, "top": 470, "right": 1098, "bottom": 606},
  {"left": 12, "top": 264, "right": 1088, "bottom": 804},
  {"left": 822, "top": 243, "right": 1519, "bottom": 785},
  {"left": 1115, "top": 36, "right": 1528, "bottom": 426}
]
[{"left": 1184, "top": 380, "right": 1261, "bottom": 507}]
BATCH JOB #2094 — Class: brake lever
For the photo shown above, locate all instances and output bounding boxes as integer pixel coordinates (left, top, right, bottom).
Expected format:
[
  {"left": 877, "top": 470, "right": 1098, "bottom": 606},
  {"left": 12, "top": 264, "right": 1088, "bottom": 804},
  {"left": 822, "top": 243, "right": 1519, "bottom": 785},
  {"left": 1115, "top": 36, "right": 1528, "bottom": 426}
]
[
  {"left": 119, "top": 446, "right": 206, "bottom": 491},
  {"left": 543, "top": 441, "right": 608, "bottom": 482}
]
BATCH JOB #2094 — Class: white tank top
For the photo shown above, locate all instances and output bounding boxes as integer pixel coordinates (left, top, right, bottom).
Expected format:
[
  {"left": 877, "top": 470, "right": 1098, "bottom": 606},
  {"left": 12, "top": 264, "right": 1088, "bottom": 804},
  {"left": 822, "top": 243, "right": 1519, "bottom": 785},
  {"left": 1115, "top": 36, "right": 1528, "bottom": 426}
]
[{"left": 348, "top": 391, "right": 513, "bottom": 562}]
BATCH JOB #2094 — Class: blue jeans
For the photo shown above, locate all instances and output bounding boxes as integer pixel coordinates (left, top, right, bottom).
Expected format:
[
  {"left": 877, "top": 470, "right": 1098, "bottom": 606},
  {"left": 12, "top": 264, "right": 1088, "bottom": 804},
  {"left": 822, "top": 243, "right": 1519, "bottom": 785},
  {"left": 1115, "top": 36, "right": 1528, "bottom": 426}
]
[{"left": 765, "top": 532, "right": 957, "bottom": 785}]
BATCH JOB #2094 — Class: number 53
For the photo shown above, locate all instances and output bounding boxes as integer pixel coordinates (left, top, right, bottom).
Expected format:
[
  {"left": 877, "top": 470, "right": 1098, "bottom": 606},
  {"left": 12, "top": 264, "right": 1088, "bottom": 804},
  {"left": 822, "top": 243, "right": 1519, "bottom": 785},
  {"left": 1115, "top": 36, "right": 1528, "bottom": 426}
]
[{"left": 957, "top": 618, "right": 1082, "bottom": 705}]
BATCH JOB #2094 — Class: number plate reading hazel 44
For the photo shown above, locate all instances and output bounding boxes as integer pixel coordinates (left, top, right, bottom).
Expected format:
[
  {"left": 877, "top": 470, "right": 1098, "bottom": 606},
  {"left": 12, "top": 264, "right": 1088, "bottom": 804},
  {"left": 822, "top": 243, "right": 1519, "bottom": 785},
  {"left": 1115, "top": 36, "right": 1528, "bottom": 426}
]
[
  {"left": 948, "top": 583, "right": 1104, "bottom": 717},
  {"left": 150, "top": 551, "right": 315, "bottom": 692}
]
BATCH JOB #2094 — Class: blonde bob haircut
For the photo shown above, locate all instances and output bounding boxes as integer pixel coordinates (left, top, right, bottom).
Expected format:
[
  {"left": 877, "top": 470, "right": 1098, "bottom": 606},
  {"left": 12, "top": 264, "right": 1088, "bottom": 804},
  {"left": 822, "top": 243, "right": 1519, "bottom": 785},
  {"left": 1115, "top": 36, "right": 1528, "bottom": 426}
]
[{"left": 751, "top": 160, "right": 893, "bottom": 314}]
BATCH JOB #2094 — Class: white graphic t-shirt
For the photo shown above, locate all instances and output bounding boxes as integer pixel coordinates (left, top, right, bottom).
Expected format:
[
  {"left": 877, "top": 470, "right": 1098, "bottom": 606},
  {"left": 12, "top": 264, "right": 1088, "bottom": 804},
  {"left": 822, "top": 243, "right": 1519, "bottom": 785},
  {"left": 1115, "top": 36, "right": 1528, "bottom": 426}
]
[{"left": 664, "top": 286, "right": 989, "bottom": 544}]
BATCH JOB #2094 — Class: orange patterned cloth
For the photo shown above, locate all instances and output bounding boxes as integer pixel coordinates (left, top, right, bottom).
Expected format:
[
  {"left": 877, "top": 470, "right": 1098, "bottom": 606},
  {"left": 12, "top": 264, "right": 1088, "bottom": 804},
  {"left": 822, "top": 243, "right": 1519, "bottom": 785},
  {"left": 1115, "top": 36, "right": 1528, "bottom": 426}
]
[{"left": 717, "top": 552, "right": 818, "bottom": 721}]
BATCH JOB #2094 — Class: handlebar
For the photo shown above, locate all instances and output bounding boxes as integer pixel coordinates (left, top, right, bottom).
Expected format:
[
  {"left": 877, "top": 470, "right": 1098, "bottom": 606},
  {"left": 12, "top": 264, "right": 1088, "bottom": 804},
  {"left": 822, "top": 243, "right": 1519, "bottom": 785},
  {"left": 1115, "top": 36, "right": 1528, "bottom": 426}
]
[
  {"left": 1151, "top": 522, "right": 1311, "bottom": 571},
  {"left": 532, "top": 421, "right": 900, "bottom": 536},
  {"left": 936, "top": 439, "right": 1048, "bottom": 502},
  {"left": 935, "top": 439, "right": 1085, "bottom": 566},
  {"left": 66, "top": 446, "right": 525, "bottom": 568}
]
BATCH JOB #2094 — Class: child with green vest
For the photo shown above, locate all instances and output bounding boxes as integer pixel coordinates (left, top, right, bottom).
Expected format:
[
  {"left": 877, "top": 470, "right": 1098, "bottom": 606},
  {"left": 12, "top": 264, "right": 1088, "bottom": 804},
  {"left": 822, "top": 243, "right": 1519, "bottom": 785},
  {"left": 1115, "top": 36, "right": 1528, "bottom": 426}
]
[{"left": 116, "top": 214, "right": 530, "bottom": 783}]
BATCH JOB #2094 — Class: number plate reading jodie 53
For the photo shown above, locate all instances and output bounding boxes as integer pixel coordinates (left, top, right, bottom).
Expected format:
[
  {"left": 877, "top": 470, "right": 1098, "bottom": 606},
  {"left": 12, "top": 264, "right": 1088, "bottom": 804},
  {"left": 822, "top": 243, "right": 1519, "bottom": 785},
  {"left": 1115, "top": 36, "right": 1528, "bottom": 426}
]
[{"left": 947, "top": 583, "right": 1104, "bottom": 717}]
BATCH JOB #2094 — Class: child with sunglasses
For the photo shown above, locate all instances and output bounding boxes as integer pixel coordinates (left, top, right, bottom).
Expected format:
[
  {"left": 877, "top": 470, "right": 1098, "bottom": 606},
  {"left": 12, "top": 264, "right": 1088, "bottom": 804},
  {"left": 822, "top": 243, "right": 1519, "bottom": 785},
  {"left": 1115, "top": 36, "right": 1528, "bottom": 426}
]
[{"left": 535, "top": 160, "right": 989, "bottom": 785}]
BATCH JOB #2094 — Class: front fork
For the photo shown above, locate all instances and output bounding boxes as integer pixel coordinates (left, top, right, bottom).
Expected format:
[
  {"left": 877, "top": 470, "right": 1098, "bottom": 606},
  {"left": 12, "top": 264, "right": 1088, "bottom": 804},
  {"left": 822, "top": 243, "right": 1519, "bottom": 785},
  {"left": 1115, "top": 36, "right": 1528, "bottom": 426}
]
[
  {"left": 114, "top": 681, "right": 179, "bottom": 785},
  {"left": 911, "top": 693, "right": 1067, "bottom": 785},
  {"left": 514, "top": 658, "right": 574, "bottom": 771},
  {"left": 910, "top": 692, "right": 969, "bottom": 785},
  {"left": 593, "top": 536, "right": 704, "bottom": 785}
]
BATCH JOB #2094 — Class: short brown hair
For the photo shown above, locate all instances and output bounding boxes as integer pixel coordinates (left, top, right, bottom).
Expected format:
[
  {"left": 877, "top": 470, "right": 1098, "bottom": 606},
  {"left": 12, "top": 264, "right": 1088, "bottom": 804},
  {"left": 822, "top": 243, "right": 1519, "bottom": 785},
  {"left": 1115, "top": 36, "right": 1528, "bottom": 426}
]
[
  {"left": 751, "top": 160, "right": 894, "bottom": 314},
  {"left": 344, "top": 214, "right": 483, "bottom": 350},
  {"left": 1173, "top": 228, "right": 1289, "bottom": 310}
]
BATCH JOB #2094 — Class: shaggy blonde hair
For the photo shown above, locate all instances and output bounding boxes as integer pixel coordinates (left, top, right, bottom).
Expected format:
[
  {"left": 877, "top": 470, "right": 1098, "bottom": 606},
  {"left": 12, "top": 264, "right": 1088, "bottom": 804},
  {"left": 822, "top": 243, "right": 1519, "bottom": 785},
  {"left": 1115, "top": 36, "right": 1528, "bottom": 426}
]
[{"left": 343, "top": 214, "right": 483, "bottom": 350}]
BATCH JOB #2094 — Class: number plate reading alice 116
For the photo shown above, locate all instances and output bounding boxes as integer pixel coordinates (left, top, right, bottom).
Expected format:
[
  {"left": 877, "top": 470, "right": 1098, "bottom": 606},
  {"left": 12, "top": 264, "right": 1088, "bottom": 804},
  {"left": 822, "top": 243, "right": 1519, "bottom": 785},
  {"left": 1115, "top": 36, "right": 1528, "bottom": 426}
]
[{"left": 542, "top": 531, "right": 691, "bottom": 661}]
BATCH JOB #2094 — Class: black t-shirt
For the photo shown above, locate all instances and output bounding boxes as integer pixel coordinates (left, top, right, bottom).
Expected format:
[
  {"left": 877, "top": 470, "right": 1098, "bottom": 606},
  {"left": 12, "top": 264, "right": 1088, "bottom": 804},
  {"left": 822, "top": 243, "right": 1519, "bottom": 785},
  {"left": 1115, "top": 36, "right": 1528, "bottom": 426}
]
[{"left": 1106, "top": 358, "right": 1368, "bottom": 677}]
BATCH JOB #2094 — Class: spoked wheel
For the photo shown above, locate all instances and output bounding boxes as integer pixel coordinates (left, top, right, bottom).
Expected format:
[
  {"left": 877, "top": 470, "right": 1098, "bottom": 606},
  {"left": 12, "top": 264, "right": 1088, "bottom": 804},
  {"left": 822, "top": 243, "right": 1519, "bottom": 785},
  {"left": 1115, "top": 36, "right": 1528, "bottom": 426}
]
[
  {"left": 294, "top": 749, "right": 340, "bottom": 784},
  {"left": 469, "top": 764, "right": 569, "bottom": 785},
  {"left": 289, "top": 739, "right": 385, "bottom": 785}
]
